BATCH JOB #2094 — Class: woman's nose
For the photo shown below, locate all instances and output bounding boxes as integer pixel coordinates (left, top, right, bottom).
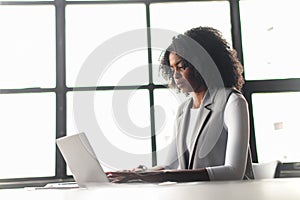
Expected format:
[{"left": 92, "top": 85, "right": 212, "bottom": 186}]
[{"left": 173, "top": 69, "right": 181, "bottom": 79}]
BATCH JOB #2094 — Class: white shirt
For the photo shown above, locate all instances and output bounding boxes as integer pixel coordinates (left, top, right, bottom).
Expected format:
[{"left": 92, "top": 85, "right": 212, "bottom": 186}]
[{"left": 186, "top": 108, "right": 201, "bottom": 153}]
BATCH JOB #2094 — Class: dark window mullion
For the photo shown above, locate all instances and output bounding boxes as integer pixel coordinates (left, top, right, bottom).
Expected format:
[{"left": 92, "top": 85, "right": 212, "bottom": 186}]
[
  {"left": 146, "top": 2, "right": 158, "bottom": 167},
  {"left": 229, "top": 0, "right": 243, "bottom": 65},
  {"left": 55, "top": 0, "right": 68, "bottom": 179}
]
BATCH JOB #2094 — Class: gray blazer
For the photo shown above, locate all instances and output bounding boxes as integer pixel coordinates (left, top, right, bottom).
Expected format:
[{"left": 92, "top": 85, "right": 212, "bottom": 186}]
[{"left": 166, "top": 88, "right": 254, "bottom": 180}]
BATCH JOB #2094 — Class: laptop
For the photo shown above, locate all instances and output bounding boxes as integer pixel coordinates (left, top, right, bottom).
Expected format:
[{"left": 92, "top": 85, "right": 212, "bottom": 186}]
[{"left": 56, "top": 132, "right": 110, "bottom": 188}]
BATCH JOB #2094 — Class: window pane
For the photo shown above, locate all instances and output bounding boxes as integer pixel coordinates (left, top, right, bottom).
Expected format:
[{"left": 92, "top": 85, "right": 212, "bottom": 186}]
[
  {"left": 0, "top": 5, "right": 55, "bottom": 89},
  {"left": 150, "top": 1, "right": 231, "bottom": 85},
  {"left": 154, "top": 89, "right": 185, "bottom": 166},
  {"left": 240, "top": 0, "right": 300, "bottom": 80},
  {"left": 66, "top": 4, "right": 148, "bottom": 87},
  {"left": 252, "top": 92, "right": 300, "bottom": 163},
  {"left": 67, "top": 90, "right": 152, "bottom": 171},
  {"left": 0, "top": 93, "right": 56, "bottom": 179}
]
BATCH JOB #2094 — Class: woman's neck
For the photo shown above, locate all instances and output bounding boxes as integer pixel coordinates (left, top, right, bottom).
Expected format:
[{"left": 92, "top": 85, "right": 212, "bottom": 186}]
[{"left": 191, "top": 88, "right": 207, "bottom": 109}]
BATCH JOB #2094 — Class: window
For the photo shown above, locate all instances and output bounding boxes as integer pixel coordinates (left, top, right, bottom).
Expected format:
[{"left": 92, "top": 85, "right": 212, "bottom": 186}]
[
  {"left": 0, "top": 5, "right": 55, "bottom": 88},
  {"left": 150, "top": 1, "right": 231, "bottom": 84},
  {"left": 240, "top": 0, "right": 300, "bottom": 80},
  {"left": 67, "top": 90, "right": 152, "bottom": 171},
  {"left": 65, "top": 4, "right": 147, "bottom": 87},
  {"left": 0, "top": 93, "right": 56, "bottom": 179},
  {"left": 252, "top": 92, "right": 300, "bottom": 163}
]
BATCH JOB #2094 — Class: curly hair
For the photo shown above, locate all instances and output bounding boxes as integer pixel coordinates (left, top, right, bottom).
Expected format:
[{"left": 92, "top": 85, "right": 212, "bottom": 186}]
[{"left": 159, "top": 26, "right": 244, "bottom": 91}]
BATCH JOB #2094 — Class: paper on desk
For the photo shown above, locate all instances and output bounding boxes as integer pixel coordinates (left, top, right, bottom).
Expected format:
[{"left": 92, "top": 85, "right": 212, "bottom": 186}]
[{"left": 24, "top": 182, "right": 80, "bottom": 190}]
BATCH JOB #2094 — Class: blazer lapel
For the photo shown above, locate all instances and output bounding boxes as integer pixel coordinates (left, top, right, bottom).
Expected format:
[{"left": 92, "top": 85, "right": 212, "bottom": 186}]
[{"left": 188, "top": 89, "right": 218, "bottom": 168}]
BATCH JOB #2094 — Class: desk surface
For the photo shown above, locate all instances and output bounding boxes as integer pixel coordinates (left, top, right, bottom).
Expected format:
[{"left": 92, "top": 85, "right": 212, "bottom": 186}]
[{"left": 1, "top": 178, "right": 300, "bottom": 200}]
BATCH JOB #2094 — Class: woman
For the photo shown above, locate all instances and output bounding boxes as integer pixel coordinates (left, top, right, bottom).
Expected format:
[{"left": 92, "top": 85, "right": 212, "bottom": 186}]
[{"left": 108, "top": 26, "right": 254, "bottom": 182}]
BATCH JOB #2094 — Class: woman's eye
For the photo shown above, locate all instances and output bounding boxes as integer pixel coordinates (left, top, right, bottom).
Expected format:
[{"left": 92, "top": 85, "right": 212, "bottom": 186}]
[
  {"left": 168, "top": 64, "right": 187, "bottom": 72},
  {"left": 180, "top": 66, "right": 186, "bottom": 70},
  {"left": 179, "top": 65, "right": 187, "bottom": 70}
]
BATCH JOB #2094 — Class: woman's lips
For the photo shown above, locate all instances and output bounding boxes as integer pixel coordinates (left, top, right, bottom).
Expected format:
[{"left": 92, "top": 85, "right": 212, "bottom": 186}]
[{"left": 176, "top": 82, "right": 184, "bottom": 88}]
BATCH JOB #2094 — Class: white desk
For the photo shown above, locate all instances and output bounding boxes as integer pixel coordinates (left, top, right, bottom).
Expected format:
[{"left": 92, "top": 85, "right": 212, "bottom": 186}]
[{"left": 1, "top": 178, "right": 300, "bottom": 200}]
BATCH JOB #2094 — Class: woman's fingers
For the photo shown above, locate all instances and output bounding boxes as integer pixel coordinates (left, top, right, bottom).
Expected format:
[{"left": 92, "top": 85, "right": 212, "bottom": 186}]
[
  {"left": 106, "top": 171, "right": 166, "bottom": 183},
  {"left": 106, "top": 171, "right": 139, "bottom": 183}
]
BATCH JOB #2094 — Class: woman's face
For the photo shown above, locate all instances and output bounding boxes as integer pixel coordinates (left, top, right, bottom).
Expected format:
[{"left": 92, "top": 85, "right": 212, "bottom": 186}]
[{"left": 169, "top": 52, "right": 203, "bottom": 93}]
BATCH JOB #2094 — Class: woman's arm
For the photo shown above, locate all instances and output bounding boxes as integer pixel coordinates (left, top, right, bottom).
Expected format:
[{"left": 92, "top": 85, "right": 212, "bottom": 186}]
[
  {"left": 207, "top": 93, "right": 250, "bottom": 180},
  {"left": 107, "top": 168, "right": 209, "bottom": 183}
]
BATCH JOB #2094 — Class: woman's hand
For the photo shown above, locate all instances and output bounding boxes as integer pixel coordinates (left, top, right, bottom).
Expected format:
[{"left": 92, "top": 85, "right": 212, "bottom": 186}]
[
  {"left": 131, "top": 165, "right": 165, "bottom": 172},
  {"left": 106, "top": 171, "right": 140, "bottom": 183},
  {"left": 106, "top": 171, "right": 166, "bottom": 183}
]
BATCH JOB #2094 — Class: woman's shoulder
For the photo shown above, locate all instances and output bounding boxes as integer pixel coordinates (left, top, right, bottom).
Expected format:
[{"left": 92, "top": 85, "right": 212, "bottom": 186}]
[
  {"left": 224, "top": 89, "right": 248, "bottom": 112},
  {"left": 212, "top": 87, "right": 246, "bottom": 105},
  {"left": 227, "top": 89, "right": 247, "bottom": 104}
]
